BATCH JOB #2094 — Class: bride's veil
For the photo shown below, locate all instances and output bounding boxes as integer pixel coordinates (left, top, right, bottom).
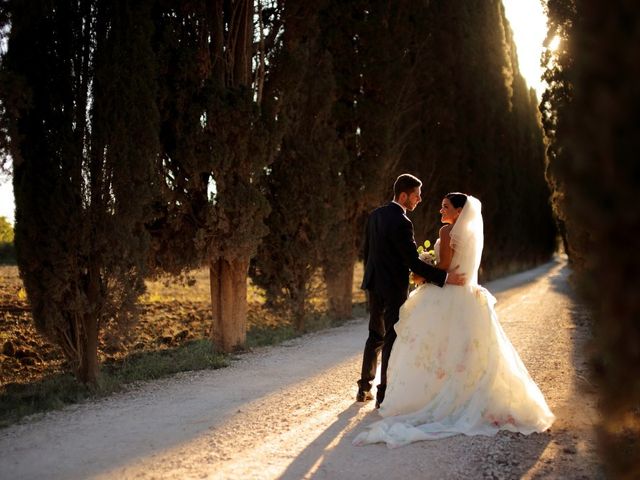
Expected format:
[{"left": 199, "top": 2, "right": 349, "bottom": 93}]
[{"left": 449, "top": 196, "right": 483, "bottom": 285}]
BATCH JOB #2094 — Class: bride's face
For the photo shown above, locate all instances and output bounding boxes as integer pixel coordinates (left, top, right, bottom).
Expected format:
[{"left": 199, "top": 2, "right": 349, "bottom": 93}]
[{"left": 440, "top": 198, "right": 461, "bottom": 224}]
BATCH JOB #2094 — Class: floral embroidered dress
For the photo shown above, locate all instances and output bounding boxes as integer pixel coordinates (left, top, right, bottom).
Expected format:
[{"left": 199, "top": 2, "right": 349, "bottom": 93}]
[{"left": 353, "top": 197, "right": 554, "bottom": 448}]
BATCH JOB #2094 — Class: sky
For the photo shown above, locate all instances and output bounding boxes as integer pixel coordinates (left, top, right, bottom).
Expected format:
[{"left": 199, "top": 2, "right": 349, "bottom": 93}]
[
  {"left": 0, "top": 175, "right": 12, "bottom": 225},
  {"left": 0, "top": 1, "right": 549, "bottom": 227},
  {"left": 501, "top": 0, "right": 548, "bottom": 99}
]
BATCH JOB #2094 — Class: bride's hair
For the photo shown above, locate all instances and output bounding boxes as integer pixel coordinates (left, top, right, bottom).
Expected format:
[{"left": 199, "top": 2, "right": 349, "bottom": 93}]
[{"left": 446, "top": 192, "right": 468, "bottom": 209}]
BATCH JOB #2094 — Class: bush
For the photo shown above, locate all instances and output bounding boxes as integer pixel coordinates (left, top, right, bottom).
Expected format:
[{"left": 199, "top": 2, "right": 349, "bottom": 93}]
[
  {"left": 0, "top": 241, "right": 15, "bottom": 264},
  {"left": 0, "top": 216, "right": 15, "bottom": 264}
]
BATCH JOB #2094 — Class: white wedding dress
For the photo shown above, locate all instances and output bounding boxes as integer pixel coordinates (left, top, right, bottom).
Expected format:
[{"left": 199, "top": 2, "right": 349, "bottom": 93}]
[{"left": 353, "top": 197, "right": 555, "bottom": 448}]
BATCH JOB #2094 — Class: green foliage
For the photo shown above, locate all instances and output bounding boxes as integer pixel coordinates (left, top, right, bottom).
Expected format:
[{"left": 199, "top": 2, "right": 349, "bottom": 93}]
[
  {"left": 153, "top": 1, "right": 275, "bottom": 267},
  {"left": 0, "top": 216, "right": 14, "bottom": 264},
  {"left": 0, "top": 0, "right": 161, "bottom": 384},
  {"left": 404, "top": 1, "right": 556, "bottom": 279},
  {"left": 246, "top": 323, "right": 298, "bottom": 349},
  {"left": 541, "top": 0, "right": 581, "bottom": 266},
  {"left": 254, "top": 0, "right": 557, "bottom": 323},
  {"left": 100, "top": 339, "right": 227, "bottom": 386},
  {"left": 149, "top": 1, "right": 223, "bottom": 274},
  {"left": 318, "top": 0, "right": 435, "bottom": 313},
  {"left": 150, "top": 0, "right": 283, "bottom": 351},
  {"left": 252, "top": 1, "right": 348, "bottom": 330},
  {"left": 542, "top": 0, "right": 640, "bottom": 476},
  {"left": 198, "top": 86, "right": 273, "bottom": 263},
  {"left": 0, "top": 242, "right": 14, "bottom": 264},
  {"left": 245, "top": 302, "right": 366, "bottom": 348},
  {"left": 0, "top": 216, "right": 13, "bottom": 243},
  {"left": 0, "top": 0, "right": 558, "bottom": 404},
  {"left": 0, "top": 374, "right": 90, "bottom": 429}
]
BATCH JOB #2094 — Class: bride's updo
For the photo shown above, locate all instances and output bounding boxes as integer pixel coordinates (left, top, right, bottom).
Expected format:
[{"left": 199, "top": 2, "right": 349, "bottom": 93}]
[{"left": 446, "top": 192, "right": 468, "bottom": 209}]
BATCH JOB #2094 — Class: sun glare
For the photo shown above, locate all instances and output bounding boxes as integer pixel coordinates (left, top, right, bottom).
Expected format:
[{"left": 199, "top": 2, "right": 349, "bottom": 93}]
[
  {"left": 0, "top": 176, "right": 13, "bottom": 225},
  {"left": 501, "top": 0, "right": 549, "bottom": 99},
  {"left": 548, "top": 35, "right": 561, "bottom": 52}
]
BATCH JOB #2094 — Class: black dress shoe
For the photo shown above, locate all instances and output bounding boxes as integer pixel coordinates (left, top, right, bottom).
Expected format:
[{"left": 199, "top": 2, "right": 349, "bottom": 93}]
[
  {"left": 356, "top": 390, "right": 374, "bottom": 402},
  {"left": 375, "top": 400, "right": 381, "bottom": 409}
]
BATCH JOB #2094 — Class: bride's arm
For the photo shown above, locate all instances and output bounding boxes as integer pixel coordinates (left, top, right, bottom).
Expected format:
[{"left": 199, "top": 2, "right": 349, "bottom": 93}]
[{"left": 437, "top": 225, "right": 454, "bottom": 271}]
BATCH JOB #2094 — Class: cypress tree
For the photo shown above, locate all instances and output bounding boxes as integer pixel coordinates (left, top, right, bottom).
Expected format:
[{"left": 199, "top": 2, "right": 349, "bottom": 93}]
[
  {"left": 0, "top": 215, "right": 14, "bottom": 264},
  {"left": 204, "top": 1, "right": 277, "bottom": 352},
  {"left": 0, "top": 216, "right": 12, "bottom": 243},
  {"left": 454, "top": 1, "right": 513, "bottom": 270},
  {"left": 398, "top": 1, "right": 468, "bottom": 243},
  {"left": 0, "top": 0, "right": 159, "bottom": 384},
  {"left": 148, "top": 1, "right": 214, "bottom": 276},
  {"left": 405, "top": 1, "right": 555, "bottom": 278},
  {"left": 320, "top": 0, "right": 430, "bottom": 317},
  {"left": 541, "top": 0, "right": 580, "bottom": 265},
  {"left": 151, "top": 0, "right": 279, "bottom": 352},
  {"left": 570, "top": 3, "right": 640, "bottom": 474},
  {"left": 251, "top": 2, "right": 347, "bottom": 330},
  {"left": 495, "top": 2, "right": 556, "bottom": 270},
  {"left": 543, "top": 0, "right": 640, "bottom": 475},
  {"left": 316, "top": 0, "right": 365, "bottom": 320}
]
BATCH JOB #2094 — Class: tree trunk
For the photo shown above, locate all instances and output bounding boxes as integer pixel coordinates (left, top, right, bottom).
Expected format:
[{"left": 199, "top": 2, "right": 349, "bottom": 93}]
[
  {"left": 325, "top": 261, "right": 354, "bottom": 320},
  {"left": 210, "top": 256, "right": 249, "bottom": 352},
  {"left": 77, "top": 263, "right": 101, "bottom": 384},
  {"left": 255, "top": 0, "right": 265, "bottom": 104},
  {"left": 292, "top": 279, "right": 306, "bottom": 332},
  {"left": 556, "top": 218, "right": 571, "bottom": 260},
  {"left": 232, "top": 0, "right": 252, "bottom": 85},
  {"left": 77, "top": 314, "right": 99, "bottom": 385}
]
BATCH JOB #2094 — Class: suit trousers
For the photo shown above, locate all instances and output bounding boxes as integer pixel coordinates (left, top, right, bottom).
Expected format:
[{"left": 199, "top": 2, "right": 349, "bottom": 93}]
[{"left": 358, "top": 289, "right": 407, "bottom": 402}]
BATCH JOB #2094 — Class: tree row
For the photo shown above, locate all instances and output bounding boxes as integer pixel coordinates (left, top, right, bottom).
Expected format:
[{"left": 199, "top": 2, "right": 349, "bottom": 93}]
[{"left": 0, "top": 0, "right": 555, "bottom": 385}]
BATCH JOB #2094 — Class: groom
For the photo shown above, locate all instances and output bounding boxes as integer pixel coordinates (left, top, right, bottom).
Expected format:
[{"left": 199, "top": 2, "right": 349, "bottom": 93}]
[{"left": 356, "top": 173, "right": 465, "bottom": 408}]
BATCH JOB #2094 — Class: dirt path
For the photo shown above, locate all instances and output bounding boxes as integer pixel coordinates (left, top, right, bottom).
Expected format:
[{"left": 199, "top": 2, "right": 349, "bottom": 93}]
[{"left": 0, "top": 258, "right": 603, "bottom": 479}]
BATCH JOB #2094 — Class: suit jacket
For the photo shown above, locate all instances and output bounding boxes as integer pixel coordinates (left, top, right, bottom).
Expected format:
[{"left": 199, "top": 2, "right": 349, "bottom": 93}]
[{"left": 361, "top": 202, "right": 446, "bottom": 298}]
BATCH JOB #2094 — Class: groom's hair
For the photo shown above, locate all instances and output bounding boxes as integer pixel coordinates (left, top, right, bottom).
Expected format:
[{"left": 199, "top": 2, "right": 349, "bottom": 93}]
[{"left": 393, "top": 174, "right": 422, "bottom": 198}]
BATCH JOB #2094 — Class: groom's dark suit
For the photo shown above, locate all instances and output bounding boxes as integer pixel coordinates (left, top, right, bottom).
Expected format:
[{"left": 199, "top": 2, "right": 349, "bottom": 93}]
[{"left": 359, "top": 202, "right": 447, "bottom": 405}]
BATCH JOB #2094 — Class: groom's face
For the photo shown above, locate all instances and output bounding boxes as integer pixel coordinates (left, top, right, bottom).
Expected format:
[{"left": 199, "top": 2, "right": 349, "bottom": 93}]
[{"left": 404, "top": 187, "right": 422, "bottom": 212}]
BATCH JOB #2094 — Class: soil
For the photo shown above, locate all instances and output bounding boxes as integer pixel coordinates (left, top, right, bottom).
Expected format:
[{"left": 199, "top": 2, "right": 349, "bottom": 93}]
[
  {"left": 0, "top": 267, "right": 286, "bottom": 385},
  {"left": 0, "top": 258, "right": 604, "bottom": 479}
]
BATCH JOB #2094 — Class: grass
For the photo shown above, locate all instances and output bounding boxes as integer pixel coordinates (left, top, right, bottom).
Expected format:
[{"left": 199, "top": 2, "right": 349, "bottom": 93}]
[
  {"left": 0, "top": 339, "right": 227, "bottom": 428},
  {"left": 246, "top": 301, "right": 368, "bottom": 348},
  {"left": 101, "top": 338, "right": 228, "bottom": 385},
  {"left": 247, "top": 323, "right": 298, "bottom": 348}
]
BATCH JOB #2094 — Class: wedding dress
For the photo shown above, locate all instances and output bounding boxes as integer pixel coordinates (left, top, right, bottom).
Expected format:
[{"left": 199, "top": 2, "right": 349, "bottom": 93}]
[{"left": 353, "top": 196, "right": 554, "bottom": 448}]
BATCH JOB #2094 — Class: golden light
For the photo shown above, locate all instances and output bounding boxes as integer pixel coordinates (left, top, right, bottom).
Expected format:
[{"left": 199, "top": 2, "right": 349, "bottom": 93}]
[
  {"left": 548, "top": 35, "right": 561, "bottom": 52},
  {"left": 0, "top": 178, "right": 13, "bottom": 225},
  {"left": 501, "top": 0, "right": 549, "bottom": 99}
]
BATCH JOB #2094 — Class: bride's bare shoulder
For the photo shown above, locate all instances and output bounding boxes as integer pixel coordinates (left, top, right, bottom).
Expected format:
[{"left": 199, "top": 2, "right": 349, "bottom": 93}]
[
  {"left": 439, "top": 224, "right": 453, "bottom": 237},
  {"left": 439, "top": 225, "right": 453, "bottom": 251}
]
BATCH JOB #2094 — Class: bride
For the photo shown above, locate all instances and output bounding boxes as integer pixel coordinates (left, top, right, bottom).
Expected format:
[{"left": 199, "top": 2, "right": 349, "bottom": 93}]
[{"left": 353, "top": 193, "right": 555, "bottom": 448}]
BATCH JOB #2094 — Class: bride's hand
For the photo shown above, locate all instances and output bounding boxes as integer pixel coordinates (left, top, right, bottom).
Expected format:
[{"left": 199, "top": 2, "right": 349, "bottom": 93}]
[
  {"left": 411, "top": 273, "right": 426, "bottom": 285},
  {"left": 445, "top": 265, "right": 466, "bottom": 286}
]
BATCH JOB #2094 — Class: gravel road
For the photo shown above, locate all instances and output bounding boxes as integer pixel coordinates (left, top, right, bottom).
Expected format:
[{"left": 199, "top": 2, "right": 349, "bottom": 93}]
[{"left": 0, "top": 258, "right": 603, "bottom": 479}]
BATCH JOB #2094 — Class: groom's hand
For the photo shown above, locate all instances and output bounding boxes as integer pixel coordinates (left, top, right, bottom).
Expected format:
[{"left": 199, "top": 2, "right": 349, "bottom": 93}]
[
  {"left": 411, "top": 273, "right": 426, "bottom": 285},
  {"left": 446, "top": 265, "right": 466, "bottom": 286}
]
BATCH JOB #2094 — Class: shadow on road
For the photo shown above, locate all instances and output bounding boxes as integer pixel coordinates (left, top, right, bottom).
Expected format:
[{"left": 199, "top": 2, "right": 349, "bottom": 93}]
[
  {"left": 277, "top": 257, "right": 601, "bottom": 479},
  {"left": 278, "top": 403, "right": 553, "bottom": 479},
  {"left": 277, "top": 402, "right": 364, "bottom": 480},
  {"left": 1, "top": 256, "right": 602, "bottom": 479}
]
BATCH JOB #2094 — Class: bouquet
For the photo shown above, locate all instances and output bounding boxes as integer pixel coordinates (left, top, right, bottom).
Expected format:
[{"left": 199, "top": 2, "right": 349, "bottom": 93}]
[
  {"left": 411, "top": 240, "right": 436, "bottom": 287},
  {"left": 417, "top": 239, "right": 436, "bottom": 266}
]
